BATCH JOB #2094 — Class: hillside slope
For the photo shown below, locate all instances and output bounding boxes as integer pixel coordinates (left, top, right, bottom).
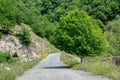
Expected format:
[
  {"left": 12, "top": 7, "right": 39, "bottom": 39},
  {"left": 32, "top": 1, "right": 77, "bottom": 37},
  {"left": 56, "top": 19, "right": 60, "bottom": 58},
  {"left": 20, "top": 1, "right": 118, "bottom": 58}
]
[{"left": 0, "top": 24, "right": 58, "bottom": 60}]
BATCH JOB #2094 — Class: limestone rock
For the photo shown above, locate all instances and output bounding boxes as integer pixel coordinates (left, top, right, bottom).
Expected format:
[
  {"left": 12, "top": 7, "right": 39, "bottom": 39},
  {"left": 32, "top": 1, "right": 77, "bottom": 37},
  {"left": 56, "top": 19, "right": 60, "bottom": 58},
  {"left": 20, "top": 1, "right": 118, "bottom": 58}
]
[{"left": 0, "top": 24, "right": 56, "bottom": 60}]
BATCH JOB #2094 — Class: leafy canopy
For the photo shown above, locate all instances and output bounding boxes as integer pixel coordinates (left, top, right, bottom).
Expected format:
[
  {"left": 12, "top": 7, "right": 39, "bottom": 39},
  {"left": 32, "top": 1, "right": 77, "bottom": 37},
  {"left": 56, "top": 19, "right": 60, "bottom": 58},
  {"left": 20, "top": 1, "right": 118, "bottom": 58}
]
[{"left": 50, "top": 10, "right": 107, "bottom": 57}]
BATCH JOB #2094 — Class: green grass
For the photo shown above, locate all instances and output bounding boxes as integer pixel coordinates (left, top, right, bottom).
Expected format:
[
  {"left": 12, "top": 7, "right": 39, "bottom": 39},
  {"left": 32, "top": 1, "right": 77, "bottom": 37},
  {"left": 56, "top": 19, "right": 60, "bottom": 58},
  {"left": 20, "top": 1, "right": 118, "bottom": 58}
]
[
  {"left": 0, "top": 60, "right": 38, "bottom": 80},
  {"left": 61, "top": 53, "right": 120, "bottom": 80},
  {"left": 61, "top": 53, "right": 79, "bottom": 67}
]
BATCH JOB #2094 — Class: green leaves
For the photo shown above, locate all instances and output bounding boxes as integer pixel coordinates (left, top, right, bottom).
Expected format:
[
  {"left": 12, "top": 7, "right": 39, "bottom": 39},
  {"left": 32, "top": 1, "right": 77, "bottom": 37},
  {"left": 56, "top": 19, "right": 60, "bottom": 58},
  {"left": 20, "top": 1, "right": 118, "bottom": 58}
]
[
  {"left": 0, "top": 52, "right": 15, "bottom": 63},
  {"left": 0, "top": 0, "right": 17, "bottom": 34},
  {"left": 106, "top": 17, "right": 120, "bottom": 55},
  {"left": 16, "top": 27, "right": 32, "bottom": 46},
  {"left": 50, "top": 10, "right": 107, "bottom": 57},
  {"left": 31, "top": 16, "right": 56, "bottom": 39}
]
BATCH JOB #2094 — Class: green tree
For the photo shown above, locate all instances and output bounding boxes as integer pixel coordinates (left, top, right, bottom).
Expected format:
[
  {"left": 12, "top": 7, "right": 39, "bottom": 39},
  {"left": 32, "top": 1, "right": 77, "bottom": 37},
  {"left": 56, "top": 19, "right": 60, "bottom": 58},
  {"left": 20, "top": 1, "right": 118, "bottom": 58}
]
[
  {"left": 107, "top": 2, "right": 120, "bottom": 20},
  {"left": 106, "top": 16, "right": 120, "bottom": 55},
  {"left": 31, "top": 17, "right": 55, "bottom": 38},
  {"left": 50, "top": 10, "right": 107, "bottom": 62},
  {"left": 0, "top": 0, "right": 17, "bottom": 34},
  {"left": 95, "top": 19, "right": 105, "bottom": 31}
]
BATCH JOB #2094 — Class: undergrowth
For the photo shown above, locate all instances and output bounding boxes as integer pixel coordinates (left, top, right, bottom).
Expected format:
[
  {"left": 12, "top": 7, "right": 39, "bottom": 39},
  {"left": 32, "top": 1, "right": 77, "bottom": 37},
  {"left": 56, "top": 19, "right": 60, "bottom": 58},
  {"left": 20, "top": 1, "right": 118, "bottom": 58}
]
[
  {"left": 61, "top": 53, "right": 120, "bottom": 80},
  {"left": 0, "top": 52, "right": 38, "bottom": 80}
]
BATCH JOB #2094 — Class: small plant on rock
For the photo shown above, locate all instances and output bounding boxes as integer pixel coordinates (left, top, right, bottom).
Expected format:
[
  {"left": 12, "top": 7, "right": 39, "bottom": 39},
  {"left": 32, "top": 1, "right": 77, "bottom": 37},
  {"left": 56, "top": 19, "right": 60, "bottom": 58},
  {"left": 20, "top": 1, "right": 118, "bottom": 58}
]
[{"left": 16, "top": 27, "right": 32, "bottom": 46}]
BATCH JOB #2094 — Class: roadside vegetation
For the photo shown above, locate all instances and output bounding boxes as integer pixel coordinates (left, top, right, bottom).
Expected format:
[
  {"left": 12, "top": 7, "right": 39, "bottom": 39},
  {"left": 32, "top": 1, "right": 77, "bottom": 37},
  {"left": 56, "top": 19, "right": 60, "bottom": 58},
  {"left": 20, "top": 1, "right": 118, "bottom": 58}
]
[
  {"left": 15, "top": 27, "right": 32, "bottom": 46},
  {"left": 106, "top": 16, "right": 120, "bottom": 56},
  {"left": 0, "top": 52, "right": 39, "bottom": 80},
  {"left": 61, "top": 53, "right": 120, "bottom": 80},
  {"left": 0, "top": 0, "right": 120, "bottom": 80}
]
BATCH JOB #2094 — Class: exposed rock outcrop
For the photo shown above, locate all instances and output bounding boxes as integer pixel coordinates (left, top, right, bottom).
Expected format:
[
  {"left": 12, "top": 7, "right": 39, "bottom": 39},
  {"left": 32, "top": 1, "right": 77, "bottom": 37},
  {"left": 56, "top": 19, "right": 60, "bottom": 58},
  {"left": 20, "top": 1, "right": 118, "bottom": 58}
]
[{"left": 0, "top": 24, "right": 57, "bottom": 60}]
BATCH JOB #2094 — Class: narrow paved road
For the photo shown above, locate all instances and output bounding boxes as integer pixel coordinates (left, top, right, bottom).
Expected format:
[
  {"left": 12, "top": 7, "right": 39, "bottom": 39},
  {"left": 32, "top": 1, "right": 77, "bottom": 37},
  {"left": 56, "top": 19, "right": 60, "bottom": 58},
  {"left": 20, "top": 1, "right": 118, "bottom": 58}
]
[{"left": 16, "top": 53, "right": 112, "bottom": 80}]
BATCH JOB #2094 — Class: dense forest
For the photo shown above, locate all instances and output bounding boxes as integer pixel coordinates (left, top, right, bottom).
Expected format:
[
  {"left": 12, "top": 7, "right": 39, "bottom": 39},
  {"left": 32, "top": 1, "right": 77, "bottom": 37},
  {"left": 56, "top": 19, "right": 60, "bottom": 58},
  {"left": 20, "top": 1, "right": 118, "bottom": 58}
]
[{"left": 0, "top": 0, "right": 120, "bottom": 56}]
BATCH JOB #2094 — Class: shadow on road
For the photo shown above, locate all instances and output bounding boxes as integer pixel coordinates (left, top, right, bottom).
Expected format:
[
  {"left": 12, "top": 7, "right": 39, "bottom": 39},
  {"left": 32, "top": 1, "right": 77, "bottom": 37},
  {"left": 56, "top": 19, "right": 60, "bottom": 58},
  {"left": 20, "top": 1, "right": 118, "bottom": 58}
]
[{"left": 43, "top": 66, "right": 71, "bottom": 69}]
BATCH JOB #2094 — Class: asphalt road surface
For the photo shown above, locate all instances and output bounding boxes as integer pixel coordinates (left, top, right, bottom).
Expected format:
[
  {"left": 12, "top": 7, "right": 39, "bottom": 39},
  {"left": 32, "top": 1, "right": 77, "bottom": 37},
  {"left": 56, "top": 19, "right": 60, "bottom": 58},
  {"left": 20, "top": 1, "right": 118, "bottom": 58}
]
[{"left": 15, "top": 53, "right": 112, "bottom": 80}]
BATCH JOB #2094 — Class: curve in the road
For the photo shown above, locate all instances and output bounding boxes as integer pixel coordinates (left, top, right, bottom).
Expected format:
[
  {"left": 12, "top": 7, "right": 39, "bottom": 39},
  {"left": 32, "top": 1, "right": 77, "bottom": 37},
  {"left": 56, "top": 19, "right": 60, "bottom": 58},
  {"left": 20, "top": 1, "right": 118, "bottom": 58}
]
[{"left": 15, "top": 53, "right": 112, "bottom": 80}]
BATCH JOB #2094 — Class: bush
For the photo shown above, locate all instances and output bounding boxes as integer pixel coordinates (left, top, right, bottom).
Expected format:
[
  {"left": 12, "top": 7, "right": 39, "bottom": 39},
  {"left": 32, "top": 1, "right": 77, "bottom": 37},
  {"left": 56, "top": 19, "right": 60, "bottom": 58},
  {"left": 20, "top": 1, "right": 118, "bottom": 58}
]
[
  {"left": 0, "top": 52, "right": 15, "bottom": 63},
  {"left": 16, "top": 27, "right": 32, "bottom": 46}
]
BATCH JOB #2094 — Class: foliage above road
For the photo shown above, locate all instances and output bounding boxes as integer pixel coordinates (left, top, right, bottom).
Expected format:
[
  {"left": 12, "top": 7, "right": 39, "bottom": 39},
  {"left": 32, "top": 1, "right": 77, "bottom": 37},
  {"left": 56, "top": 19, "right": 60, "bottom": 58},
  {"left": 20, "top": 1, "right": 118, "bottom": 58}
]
[
  {"left": 0, "top": 0, "right": 120, "bottom": 56},
  {"left": 50, "top": 10, "right": 107, "bottom": 59}
]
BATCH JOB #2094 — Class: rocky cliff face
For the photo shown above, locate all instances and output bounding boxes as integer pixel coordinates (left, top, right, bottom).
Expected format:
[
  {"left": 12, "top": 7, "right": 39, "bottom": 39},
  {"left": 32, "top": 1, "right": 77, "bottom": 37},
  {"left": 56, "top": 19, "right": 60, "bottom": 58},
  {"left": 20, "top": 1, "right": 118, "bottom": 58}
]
[{"left": 0, "top": 24, "right": 57, "bottom": 60}]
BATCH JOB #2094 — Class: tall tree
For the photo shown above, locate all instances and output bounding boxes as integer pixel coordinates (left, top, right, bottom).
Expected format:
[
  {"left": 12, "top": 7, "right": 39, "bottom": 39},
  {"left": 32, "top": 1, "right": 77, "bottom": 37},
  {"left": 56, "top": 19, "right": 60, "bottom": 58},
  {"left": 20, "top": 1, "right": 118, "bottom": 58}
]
[{"left": 50, "top": 10, "right": 107, "bottom": 62}]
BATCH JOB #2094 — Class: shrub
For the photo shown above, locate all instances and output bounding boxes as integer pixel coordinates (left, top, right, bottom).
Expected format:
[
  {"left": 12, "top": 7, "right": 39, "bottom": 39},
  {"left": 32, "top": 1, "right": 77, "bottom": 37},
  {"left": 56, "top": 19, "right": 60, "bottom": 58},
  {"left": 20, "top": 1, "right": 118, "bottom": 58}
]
[
  {"left": 0, "top": 24, "right": 14, "bottom": 34},
  {"left": 16, "top": 27, "right": 32, "bottom": 46},
  {"left": 0, "top": 52, "right": 15, "bottom": 63}
]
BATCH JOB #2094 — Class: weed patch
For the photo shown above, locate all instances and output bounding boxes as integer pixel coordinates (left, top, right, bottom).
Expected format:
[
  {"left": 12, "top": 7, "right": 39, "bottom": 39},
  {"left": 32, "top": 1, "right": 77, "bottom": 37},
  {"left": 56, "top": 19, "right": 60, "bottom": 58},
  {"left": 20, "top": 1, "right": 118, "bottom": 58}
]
[
  {"left": 61, "top": 53, "right": 120, "bottom": 80},
  {"left": 0, "top": 61, "right": 38, "bottom": 80},
  {"left": 0, "top": 51, "right": 38, "bottom": 80}
]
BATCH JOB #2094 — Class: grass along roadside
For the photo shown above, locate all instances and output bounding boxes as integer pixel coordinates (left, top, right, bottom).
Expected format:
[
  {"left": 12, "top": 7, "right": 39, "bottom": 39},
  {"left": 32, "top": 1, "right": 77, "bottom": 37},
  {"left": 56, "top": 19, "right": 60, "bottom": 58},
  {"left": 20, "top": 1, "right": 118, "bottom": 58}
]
[
  {"left": 0, "top": 40, "right": 58, "bottom": 80},
  {"left": 61, "top": 53, "right": 120, "bottom": 80},
  {"left": 0, "top": 60, "right": 38, "bottom": 80},
  {"left": 0, "top": 50, "right": 51, "bottom": 80},
  {"left": 0, "top": 51, "right": 46, "bottom": 80}
]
